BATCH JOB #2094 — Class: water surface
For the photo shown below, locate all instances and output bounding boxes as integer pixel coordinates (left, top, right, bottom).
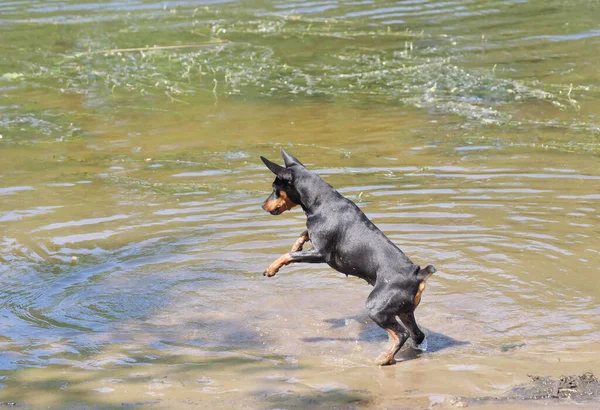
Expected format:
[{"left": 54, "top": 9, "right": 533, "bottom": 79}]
[{"left": 1, "top": 0, "right": 599, "bottom": 408}]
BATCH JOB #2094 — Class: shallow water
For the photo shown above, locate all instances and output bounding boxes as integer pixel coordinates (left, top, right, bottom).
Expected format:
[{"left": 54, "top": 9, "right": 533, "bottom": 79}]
[{"left": 1, "top": 0, "right": 599, "bottom": 408}]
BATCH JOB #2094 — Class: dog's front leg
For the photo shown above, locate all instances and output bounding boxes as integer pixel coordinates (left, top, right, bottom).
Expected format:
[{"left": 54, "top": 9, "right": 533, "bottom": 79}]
[
  {"left": 290, "top": 229, "right": 310, "bottom": 252},
  {"left": 264, "top": 249, "right": 324, "bottom": 277}
]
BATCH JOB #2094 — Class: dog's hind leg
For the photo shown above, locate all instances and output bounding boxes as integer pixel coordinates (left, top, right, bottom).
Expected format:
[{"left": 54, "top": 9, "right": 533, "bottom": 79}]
[
  {"left": 369, "top": 314, "right": 409, "bottom": 366},
  {"left": 366, "top": 289, "right": 410, "bottom": 366},
  {"left": 398, "top": 312, "right": 425, "bottom": 345},
  {"left": 290, "top": 229, "right": 310, "bottom": 252}
]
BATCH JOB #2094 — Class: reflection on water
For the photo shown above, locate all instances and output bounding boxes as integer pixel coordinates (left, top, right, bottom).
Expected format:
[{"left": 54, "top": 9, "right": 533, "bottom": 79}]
[{"left": 0, "top": 0, "right": 599, "bottom": 408}]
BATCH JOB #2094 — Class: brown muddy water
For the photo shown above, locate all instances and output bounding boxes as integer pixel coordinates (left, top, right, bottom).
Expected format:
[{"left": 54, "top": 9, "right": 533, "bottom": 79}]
[{"left": 1, "top": 0, "right": 599, "bottom": 409}]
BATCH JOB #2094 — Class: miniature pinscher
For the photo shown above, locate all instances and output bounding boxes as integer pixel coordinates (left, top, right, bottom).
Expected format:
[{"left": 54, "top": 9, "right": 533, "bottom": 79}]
[{"left": 261, "top": 149, "right": 436, "bottom": 366}]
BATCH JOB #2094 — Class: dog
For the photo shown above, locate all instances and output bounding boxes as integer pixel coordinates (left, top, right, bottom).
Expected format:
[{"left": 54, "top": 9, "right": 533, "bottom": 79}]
[{"left": 260, "top": 149, "right": 436, "bottom": 366}]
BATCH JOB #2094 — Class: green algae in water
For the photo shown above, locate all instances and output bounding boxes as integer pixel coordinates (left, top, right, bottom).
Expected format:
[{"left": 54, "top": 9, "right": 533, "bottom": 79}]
[
  {"left": 1, "top": 2, "right": 597, "bottom": 154},
  {"left": 14, "top": 6, "right": 580, "bottom": 127},
  {"left": 2, "top": 72, "right": 25, "bottom": 80},
  {"left": 0, "top": 110, "right": 83, "bottom": 144}
]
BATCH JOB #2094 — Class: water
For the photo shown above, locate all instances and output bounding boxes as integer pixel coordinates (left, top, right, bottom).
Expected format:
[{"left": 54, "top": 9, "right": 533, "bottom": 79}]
[{"left": 1, "top": 0, "right": 599, "bottom": 408}]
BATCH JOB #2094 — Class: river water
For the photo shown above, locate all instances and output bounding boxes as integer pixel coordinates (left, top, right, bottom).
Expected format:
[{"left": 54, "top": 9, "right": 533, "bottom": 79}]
[{"left": 1, "top": 0, "right": 599, "bottom": 408}]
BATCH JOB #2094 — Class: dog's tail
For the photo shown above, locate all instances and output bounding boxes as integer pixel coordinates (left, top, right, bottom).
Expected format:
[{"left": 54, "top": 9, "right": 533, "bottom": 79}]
[
  {"left": 414, "top": 265, "right": 436, "bottom": 308},
  {"left": 416, "top": 264, "right": 436, "bottom": 281}
]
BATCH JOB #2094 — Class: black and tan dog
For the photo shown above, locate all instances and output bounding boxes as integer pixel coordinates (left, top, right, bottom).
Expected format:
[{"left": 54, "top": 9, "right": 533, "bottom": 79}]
[{"left": 261, "top": 149, "right": 436, "bottom": 366}]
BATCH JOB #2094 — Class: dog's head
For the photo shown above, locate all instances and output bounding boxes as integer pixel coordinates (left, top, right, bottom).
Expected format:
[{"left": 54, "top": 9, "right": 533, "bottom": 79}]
[{"left": 261, "top": 149, "right": 304, "bottom": 215}]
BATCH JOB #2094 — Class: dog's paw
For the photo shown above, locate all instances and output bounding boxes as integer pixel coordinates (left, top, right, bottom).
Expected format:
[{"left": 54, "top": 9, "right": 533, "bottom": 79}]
[
  {"left": 374, "top": 353, "right": 396, "bottom": 366},
  {"left": 263, "top": 267, "right": 278, "bottom": 277},
  {"left": 415, "top": 336, "right": 428, "bottom": 352}
]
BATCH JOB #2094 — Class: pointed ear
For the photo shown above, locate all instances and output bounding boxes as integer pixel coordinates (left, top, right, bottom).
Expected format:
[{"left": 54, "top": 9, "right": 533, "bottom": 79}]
[
  {"left": 261, "top": 156, "right": 292, "bottom": 181},
  {"left": 280, "top": 148, "right": 305, "bottom": 168}
]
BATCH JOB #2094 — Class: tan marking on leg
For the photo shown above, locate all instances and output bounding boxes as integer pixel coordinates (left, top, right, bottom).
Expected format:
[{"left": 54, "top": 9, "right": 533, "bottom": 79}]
[
  {"left": 375, "top": 328, "right": 400, "bottom": 366},
  {"left": 290, "top": 230, "right": 309, "bottom": 252},
  {"left": 414, "top": 273, "right": 433, "bottom": 308},
  {"left": 264, "top": 253, "right": 292, "bottom": 277}
]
